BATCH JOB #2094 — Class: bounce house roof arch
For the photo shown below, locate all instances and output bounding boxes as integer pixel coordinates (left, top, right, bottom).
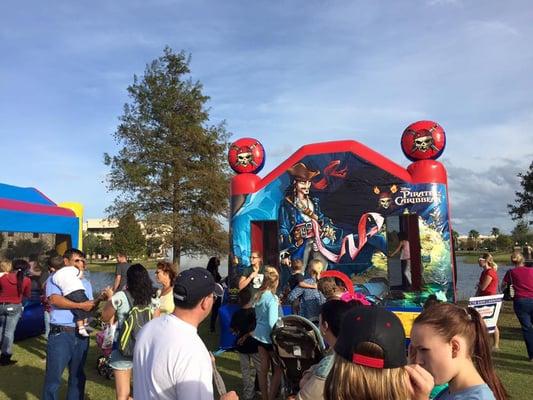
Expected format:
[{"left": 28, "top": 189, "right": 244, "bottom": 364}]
[
  {"left": 231, "top": 139, "right": 450, "bottom": 196},
  {"left": 0, "top": 182, "right": 82, "bottom": 249}
]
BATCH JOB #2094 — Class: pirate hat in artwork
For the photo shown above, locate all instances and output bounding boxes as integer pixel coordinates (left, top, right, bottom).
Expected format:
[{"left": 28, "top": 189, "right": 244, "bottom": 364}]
[{"left": 287, "top": 162, "right": 320, "bottom": 182}]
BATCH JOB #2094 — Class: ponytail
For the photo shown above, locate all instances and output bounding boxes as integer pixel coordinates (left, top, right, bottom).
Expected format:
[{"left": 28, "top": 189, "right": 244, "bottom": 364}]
[
  {"left": 466, "top": 308, "right": 508, "bottom": 400},
  {"left": 16, "top": 269, "right": 24, "bottom": 296},
  {"left": 12, "top": 259, "right": 30, "bottom": 297},
  {"left": 414, "top": 303, "right": 508, "bottom": 400}
]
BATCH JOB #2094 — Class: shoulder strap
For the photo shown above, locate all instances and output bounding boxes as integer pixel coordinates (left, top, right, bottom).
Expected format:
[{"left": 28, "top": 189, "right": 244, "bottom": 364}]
[{"left": 124, "top": 290, "right": 134, "bottom": 308}]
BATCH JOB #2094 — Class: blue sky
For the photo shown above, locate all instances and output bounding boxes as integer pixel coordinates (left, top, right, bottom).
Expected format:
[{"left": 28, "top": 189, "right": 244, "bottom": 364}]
[{"left": 1, "top": 0, "right": 532, "bottom": 235}]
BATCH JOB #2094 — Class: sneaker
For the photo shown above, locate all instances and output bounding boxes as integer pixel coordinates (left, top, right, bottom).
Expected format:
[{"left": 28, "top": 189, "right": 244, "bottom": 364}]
[{"left": 78, "top": 327, "right": 90, "bottom": 337}]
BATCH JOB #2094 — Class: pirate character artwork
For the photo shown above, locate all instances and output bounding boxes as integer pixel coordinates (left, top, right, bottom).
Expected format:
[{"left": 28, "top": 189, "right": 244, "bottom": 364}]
[{"left": 278, "top": 162, "right": 341, "bottom": 268}]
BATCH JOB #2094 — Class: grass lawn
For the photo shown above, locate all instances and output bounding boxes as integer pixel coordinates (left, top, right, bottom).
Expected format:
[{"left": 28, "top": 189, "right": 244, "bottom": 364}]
[
  {"left": 457, "top": 251, "right": 513, "bottom": 265},
  {"left": 86, "top": 260, "right": 159, "bottom": 273},
  {"left": 1, "top": 302, "right": 531, "bottom": 399}
]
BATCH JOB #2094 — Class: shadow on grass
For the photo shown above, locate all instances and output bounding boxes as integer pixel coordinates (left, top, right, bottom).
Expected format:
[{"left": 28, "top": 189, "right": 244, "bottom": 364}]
[
  {"left": 0, "top": 364, "right": 51, "bottom": 399},
  {"left": 19, "top": 335, "right": 47, "bottom": 360},
  {"left": 494, "top": 358, "right": 533, "bottom": 376},
  {"left": 499, "top": 326, "right": 523, "bottom": 341}
]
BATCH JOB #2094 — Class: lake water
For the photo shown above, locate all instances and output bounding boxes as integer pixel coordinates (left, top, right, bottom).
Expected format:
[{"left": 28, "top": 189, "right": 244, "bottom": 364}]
[{"left": 86, "top": 257, "right": 512, "bottom": 301}]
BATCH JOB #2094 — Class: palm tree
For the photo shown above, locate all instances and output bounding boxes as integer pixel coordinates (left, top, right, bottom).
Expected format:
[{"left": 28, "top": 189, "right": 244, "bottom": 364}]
[
  {"left": 468, "top": 229, "right": 480, "bottom": 250},
  {"left": 491, "top": 227, "right": 500, "bottom": 238}
]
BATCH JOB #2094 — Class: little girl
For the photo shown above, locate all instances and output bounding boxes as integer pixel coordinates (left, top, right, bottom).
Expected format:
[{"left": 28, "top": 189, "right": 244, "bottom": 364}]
[
  {"left": 251, "top": 266, "right": 282, "bottom": 400},
  {"left": 409, "top": 303, "right": 508, "bottom": 400}
]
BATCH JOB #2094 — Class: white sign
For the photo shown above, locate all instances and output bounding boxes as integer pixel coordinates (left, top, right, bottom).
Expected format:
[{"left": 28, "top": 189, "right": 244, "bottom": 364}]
[{"left": 468, "top": 294, "right": 504, "bottom": 333}]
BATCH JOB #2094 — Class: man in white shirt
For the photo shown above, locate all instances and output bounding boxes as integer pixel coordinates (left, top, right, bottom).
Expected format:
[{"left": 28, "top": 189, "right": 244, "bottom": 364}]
[{"left": 133, "top": 267, "right": 238, "bottom": 400}]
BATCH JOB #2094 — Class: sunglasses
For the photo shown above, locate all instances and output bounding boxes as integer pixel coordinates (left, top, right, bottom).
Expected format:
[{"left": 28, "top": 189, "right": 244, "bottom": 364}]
[{"left": 73, "top": 259, "right": 85, "bottom": 263}]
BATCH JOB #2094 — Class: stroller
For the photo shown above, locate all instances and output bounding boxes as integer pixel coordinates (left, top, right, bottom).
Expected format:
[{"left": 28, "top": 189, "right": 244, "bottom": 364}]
[
  {"left": 95, "top": 325, "right": 114, "bottom": 380},
  {"left": 271, "top": 315, "right": 326, "bottom": 396}
]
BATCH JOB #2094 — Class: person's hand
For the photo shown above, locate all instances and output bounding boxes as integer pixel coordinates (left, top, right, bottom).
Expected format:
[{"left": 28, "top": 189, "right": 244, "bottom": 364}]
[
  {"left": 405, "top": 364, "right": 434, "bottom": 400},
  {"left": 250, "top": 270, "right": 258, "bottom": 279},
  {"left": 220, "top": 391, "right": 239, "bottom": 400},
  {"left": 79, "top": 300, "right": 95, "bottom": 312},
  {"left": 101, "top": 286, "right": 114, "bottom": 300}
]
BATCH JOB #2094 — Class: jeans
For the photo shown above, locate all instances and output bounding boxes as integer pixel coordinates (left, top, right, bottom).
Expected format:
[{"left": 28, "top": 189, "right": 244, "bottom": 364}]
[
  {"left": 513, "top": 298, "right": 533, "bottom": 359},
  {"left": 0, "top": 303, "right": 23, "bottom": 356},
  {"left": 42, "top": 330, "right": 89, "bottom": 400}
]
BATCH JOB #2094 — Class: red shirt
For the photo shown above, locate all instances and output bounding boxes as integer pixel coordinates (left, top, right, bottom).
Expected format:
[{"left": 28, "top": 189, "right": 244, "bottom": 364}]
[
  {"left": 0, "top": 273, "right": 31, "bottom": 303},
  {"left": 503, "top": 267, "right": 533, "bottom": 299},
  {"left": 478, "top": 268, "right": 498, "bottom": 296}
]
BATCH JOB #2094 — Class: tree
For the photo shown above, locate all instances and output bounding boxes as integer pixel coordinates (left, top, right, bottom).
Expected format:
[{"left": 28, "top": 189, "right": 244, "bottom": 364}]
[
  {"left": 491, "top": 227, "right": 500, "bottom": 238},
  {"left": 111, "top": 213, "right": 146, "bottom": 259},
  {"left": 104, "top": 47, "right": 230, "bottom": 266},
  {"left": 146, "top": 237, "right": 164, "bottom": 258},
  {"left": 95, "top": 239, "right": 113, "bottom": 260},
  {"left": 83, "top": 233, "right": 100, "bottom": 261},
  {"left": 451, "top": 229, "right": 460, "bottom": 250},
  {"left": 4, "top": 239, "right": 48, "bottom": 260},
  {"left": 496, "top": 234, "right": 513, "bottom": 251},
  {"left": 468, "top": 230, "right": 480, "bottom": 250},
  {"left": 508, "top": 161, "right": 533, "bottom": 221},
  {"left": 511, "top": 220, "right": 532, "bottom": 245}
]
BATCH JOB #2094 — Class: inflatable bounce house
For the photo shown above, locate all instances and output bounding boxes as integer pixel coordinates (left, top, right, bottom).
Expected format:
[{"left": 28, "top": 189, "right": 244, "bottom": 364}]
[
  {"left": 0, "top": 182, "right": 83, "bottom": 340},
  {"left": 223, "top": 121, "right": 456, "bottom": 342}
]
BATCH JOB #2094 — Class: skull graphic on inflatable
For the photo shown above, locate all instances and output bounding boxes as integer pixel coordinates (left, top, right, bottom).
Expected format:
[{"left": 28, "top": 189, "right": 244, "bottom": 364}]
[
  {"left": 228, "top": 138, "right": 265, "bottom": 174},
  {"left": 401, "top": 121, "right": 446, "bottom": 161}
]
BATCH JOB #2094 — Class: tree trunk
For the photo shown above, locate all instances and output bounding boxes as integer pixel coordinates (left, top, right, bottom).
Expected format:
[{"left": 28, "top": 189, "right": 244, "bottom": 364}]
[{"left": 172, "top": 232, "right": 181, "bottom": 270}]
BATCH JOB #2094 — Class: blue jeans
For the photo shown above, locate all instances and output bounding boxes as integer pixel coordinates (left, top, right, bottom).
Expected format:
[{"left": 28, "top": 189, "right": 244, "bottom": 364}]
[
  {"left": 513, "top": 298, "right": 533, "bottom": 360},
  {"left": 42, "top": 330, "right": 89, "bottom": 400},
  {"left": 0, "top": 303, "right": 23, "bottom": 356}
]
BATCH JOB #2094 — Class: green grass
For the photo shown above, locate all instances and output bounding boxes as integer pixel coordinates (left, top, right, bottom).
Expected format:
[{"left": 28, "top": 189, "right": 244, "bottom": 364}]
[
  {"left": 86, "top": 260, "right": 159, "bottom": 273},
  {"left": 1, "top": 304, "right": 531, "bottom": 399},
  {"left": 456, "top": 251, "right": 513, "bottom": 265}
]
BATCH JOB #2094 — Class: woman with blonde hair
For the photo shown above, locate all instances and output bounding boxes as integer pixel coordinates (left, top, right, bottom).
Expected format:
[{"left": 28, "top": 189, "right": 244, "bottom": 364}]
[
  {"left": 325, "top": 306, "right": 433, "bottom": 400},
  {"left": 251, "top": 266, "right": 282, "bottom": 400},
  {"left": 476, "top": 252, "right": 500, "bottom": 349},
  {"left": 287, "top": 259, "right": 325, "bottom": 324}
]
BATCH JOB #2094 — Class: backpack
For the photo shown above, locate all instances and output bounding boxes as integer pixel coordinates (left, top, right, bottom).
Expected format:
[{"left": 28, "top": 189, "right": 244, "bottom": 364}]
[{"left": 118, "top": 291, "right": 153, "bottom": 357}]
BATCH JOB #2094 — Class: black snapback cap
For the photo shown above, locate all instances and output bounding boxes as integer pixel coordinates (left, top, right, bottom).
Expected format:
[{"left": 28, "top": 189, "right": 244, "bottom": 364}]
[{"left": 334, "top": 306, "right": 407, "bottom": 369}]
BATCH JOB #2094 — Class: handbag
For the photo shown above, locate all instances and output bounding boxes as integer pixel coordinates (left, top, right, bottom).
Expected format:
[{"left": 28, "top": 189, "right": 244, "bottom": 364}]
[
  {"left": 101, "top": 322, "right": 117, "bottom": 349},
  {"left": 503, "top": 271, "right": 515, "bottom": 301}
]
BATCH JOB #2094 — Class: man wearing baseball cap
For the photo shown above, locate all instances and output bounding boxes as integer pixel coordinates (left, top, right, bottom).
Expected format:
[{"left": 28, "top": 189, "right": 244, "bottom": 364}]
[{"left": 133, "top": 267, "right": 237, "bottom": 400}]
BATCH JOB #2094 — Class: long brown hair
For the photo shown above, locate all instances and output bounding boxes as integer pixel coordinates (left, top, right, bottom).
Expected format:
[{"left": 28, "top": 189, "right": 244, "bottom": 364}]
[
  {"left": 254, "top": 266, "right": 279, "bottom": 303},
  {"left": 413, "top": 303, "right": 508, "bottom": 400},
  {"left": 325, "top": 346, "right": 410, "bottom": 400}
]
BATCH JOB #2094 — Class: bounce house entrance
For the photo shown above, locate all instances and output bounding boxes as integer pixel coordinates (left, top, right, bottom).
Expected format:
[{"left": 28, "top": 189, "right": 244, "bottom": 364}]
[
  {"left": 251, "top": 221, "right": 279, "bottom": 268},
  {"left": 386, "top": 213, "right": 422, "bottom": 292}
]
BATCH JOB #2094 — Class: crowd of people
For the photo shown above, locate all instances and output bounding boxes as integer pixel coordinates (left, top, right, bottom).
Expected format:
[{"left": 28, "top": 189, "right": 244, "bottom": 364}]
[{"left": 0, "top": 248, "right": 531, "bottom": 399}]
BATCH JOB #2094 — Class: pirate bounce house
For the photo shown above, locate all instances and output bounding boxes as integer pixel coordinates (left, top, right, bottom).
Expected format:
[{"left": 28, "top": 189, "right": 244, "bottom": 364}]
[{"left": 222, "top": 120, "right": 456, "bottom": 342}]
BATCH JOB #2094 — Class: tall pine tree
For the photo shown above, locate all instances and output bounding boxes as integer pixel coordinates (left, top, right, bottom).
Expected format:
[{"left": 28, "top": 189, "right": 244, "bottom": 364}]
[{"left": 105, "top": 47, "right": 230, "bottom": 266}]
